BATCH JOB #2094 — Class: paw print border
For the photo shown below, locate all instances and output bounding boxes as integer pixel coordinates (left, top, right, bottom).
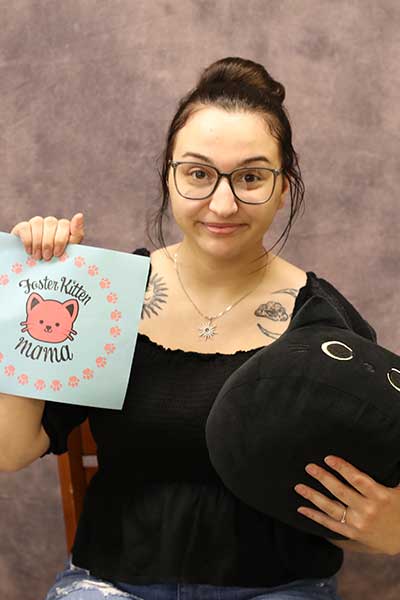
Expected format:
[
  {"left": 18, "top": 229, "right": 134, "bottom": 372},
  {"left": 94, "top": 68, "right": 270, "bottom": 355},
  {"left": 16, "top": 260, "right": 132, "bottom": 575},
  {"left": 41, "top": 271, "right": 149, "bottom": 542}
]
[{"left": 0, "top": 251, "right": 121, "bottom": 396}]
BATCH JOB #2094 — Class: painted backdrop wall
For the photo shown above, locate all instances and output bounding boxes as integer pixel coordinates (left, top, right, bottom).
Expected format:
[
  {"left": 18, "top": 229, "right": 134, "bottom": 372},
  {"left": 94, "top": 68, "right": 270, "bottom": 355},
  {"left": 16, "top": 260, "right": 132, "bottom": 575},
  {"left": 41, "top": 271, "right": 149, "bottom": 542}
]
[{"left": 1, "top": 1, "right": 399, "bottom": 599}]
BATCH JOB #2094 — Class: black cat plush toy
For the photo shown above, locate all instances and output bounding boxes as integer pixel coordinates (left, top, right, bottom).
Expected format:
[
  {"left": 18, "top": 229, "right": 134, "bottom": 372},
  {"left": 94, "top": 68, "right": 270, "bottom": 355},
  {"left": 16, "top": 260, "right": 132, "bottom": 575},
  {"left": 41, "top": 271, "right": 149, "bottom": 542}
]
[{"left": 205, "top": 294, "right": 400, "bottom": 540}]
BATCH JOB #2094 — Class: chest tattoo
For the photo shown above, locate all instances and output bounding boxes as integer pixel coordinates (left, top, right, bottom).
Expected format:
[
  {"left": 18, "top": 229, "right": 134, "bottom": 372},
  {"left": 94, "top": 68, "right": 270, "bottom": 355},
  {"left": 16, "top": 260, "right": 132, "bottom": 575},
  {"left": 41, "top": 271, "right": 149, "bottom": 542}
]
[
  {"left": 254, "top": 287, "right": 299, "bottom": 339},
  {"left": 141, "top": 272, "right": 168, "bottom": 319}
]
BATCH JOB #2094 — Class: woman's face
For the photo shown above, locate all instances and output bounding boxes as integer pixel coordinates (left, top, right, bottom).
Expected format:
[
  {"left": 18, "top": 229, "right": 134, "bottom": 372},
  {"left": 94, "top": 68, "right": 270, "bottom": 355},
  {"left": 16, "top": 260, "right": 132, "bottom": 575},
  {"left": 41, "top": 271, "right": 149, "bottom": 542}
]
[{"left": 167, "top": 106, "right": 289, "bottom": 258}]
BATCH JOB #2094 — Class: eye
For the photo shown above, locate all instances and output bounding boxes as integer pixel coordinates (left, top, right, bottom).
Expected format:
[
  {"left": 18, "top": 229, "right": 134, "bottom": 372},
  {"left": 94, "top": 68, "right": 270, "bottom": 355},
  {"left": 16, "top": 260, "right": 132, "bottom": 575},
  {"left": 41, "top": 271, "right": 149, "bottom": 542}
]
[
  {"left": 321, "top": 340, "right": 354, "bottom": 361},
  {"left": 55, "top": 322, "right": 60, "bottom": 327},
  {"left": 189, "top": 168, "right": 210, "bottom": 180},
  {"left": 239, "top": 172, "right": 261, "bottom": 183},
  {"left": 387, "top": 368, "right": 400, "bottom": 393},
  {"left": 240, "top": 171, "right": 262, "bottom": 183},
  {"left": 39, "top": 320, "right": 44, "bottom": 324}
]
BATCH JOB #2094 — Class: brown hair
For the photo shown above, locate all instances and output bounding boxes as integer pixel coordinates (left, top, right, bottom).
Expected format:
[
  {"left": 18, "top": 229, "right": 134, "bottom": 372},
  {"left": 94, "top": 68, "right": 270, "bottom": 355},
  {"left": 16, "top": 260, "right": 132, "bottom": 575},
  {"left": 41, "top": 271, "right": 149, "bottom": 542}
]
[{"left": 146, "top": 56, "right": 305, "bottom": 264}]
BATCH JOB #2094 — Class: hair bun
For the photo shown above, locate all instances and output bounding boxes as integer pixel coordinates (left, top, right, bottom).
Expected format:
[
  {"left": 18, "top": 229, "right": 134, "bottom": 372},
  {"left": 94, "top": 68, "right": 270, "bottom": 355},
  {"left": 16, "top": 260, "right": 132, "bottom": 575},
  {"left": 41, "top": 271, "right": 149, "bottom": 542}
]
[{"left": 197, "top": 57, "right": 286, "bottom": 105}]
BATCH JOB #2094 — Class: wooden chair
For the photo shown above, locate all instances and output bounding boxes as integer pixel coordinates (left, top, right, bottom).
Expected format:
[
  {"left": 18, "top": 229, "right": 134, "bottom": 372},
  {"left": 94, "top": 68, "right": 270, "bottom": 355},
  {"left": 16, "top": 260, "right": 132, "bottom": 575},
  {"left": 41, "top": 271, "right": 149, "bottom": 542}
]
[{"left": 56, "top": 419, "right": 98, "bottom": 554}]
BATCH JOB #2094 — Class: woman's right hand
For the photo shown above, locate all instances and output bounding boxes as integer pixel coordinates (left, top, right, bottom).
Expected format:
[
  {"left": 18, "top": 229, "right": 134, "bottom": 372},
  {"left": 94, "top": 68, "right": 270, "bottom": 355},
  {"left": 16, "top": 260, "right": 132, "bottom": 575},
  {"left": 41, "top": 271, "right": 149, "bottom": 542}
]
[{"left": 10, "top": 213, "right": 85, "bottom": 261}]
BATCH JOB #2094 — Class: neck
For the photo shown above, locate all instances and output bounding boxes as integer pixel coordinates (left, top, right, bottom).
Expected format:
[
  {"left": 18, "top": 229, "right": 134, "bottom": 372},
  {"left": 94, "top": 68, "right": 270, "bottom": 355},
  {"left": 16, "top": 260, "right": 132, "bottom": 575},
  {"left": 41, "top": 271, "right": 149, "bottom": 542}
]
[{"left": 172, "top": 238, "right": 271, "bottom": 305}]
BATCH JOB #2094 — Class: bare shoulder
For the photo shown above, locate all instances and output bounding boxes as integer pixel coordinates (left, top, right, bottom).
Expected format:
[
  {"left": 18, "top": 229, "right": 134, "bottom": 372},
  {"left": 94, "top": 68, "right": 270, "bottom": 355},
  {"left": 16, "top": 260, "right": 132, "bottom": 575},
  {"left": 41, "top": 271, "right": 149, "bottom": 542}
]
[{"left": 267, "top": 254, "right": 308, "bottom": 295}]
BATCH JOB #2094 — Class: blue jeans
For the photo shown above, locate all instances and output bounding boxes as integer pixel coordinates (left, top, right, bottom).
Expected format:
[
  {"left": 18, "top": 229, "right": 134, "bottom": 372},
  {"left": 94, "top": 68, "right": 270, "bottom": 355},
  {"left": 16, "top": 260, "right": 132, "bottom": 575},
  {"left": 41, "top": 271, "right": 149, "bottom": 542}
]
[{"left": 44, "top": 555, "right": 342, "bottom": 599}]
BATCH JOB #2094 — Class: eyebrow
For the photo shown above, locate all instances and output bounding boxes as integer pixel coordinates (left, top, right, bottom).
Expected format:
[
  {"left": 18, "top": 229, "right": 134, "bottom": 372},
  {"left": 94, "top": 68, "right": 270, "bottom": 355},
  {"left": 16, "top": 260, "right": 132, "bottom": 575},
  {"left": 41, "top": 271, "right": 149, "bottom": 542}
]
[{"left": 181, "top": 152, "right": 272, "bottom": 166}]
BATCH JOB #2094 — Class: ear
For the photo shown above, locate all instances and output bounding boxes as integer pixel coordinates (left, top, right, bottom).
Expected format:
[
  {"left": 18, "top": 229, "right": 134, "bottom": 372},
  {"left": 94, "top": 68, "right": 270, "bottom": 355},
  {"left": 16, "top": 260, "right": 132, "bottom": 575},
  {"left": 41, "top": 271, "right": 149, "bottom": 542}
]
[
  {"left": 63, "top": 298, "right": 79, "bottom": 322},
  {"left": 27, "top": 292, "right": 44, "bottom": 314},
  {"left": 277, "top": 176, "right": 289, "bottom": 210},
  {"left": 282, "top": 175, "right": 289, "bottom": 195},
  {"left": 287, "top": 295, "right": 350, "bottom": 333}
]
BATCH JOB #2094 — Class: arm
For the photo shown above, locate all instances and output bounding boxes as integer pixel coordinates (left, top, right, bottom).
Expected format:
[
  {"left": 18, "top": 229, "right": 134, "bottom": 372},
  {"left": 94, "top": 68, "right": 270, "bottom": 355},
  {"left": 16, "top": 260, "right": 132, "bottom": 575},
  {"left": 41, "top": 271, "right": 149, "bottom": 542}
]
[
  {"left": 324, "top": 537, "right": 385, "bottom": 554},
  {"left": 0, "top": 393, "right": 49, "bottom": 471}
]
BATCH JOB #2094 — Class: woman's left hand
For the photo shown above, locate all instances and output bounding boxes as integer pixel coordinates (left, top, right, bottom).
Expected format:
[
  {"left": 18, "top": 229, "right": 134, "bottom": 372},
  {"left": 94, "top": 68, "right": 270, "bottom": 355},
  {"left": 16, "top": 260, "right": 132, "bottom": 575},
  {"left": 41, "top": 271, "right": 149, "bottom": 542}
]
[{"left": 293, "top": 455, "right": 400, "bottom": 556}]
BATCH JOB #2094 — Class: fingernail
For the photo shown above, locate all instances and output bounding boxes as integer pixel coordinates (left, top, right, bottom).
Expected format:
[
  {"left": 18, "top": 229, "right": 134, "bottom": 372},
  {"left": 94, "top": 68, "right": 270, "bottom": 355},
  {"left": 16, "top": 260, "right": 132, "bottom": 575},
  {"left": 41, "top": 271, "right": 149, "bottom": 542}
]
[
  {"left": 305, "top": 464, "right": 317, "bottom": 475},
  {"left": 43, "top": 250, "right": 51, "bottom": 260}
]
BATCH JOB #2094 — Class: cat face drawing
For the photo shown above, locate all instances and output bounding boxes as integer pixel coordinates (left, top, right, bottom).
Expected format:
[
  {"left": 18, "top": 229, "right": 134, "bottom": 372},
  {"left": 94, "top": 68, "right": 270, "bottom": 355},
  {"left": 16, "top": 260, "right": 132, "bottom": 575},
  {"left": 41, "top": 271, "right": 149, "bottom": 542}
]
[{"left": 20, "top": 293, "right": 79, "bottom": 343}]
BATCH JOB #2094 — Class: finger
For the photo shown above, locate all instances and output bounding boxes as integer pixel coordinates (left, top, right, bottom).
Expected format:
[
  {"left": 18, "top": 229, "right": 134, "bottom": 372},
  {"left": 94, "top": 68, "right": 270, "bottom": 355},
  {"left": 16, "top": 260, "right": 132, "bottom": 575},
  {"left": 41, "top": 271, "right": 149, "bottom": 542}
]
[
  {"left": 10, "top": 221, "right": 32, "bottom": 255},
  {"left": 297, "top": 505, "right": 353, "bottom": 537},
  {"left": 304, "top": 463, "right": 364, "bottom": 508},
  {"left": 69, "top": 212, "right": 85, "bottom": 244},
  {"left": 10, "top": 223, "right": 21, "bottom": 236},
  {"left": 323, "top": 456, "right": 385, "bottom": 500},
  {"left": 42, "top": 216, "right": 59, "bottom": 260},
  {"left": 29, "top": 216, "right": 44, "bottom": 260},
  {"left": 53, "top": 219, "right": 72, "bottom": 256},
  {"left": 295, "top": 484, "right": 348, "bottom": 522}
]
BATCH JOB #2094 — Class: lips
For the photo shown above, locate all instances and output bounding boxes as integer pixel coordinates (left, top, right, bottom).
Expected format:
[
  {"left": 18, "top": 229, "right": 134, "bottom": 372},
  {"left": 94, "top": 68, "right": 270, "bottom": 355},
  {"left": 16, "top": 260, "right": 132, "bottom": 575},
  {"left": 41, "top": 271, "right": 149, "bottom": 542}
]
[
  {"left": 203, "top": 223, "right": 244, "bottom": 228},
  {"left": 202, "top": 223, "right": 245, "bottom": 235}
]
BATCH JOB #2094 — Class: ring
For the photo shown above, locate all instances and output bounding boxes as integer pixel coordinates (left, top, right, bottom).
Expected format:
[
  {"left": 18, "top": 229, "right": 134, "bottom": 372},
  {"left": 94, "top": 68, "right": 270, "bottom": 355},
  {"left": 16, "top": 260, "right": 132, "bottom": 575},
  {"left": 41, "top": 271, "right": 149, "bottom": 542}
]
[{"left": 340, "top": 506, "right": 347, "bottom": 523}]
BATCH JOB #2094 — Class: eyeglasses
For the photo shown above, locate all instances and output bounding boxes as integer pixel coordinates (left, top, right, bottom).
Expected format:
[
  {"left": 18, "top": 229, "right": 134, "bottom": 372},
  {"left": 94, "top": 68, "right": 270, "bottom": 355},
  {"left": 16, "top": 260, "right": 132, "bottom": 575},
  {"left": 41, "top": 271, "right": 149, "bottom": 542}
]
[{"left": 168, "top": 160, "right": 284, "bottom": 205}]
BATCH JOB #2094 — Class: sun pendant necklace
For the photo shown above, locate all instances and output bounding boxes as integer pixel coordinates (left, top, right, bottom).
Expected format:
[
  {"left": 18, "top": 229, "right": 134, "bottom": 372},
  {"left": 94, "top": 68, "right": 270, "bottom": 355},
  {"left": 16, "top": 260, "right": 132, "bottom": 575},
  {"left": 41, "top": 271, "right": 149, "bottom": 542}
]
[{"left": 173, "top": 245, "right": 268, "bottom": 340}]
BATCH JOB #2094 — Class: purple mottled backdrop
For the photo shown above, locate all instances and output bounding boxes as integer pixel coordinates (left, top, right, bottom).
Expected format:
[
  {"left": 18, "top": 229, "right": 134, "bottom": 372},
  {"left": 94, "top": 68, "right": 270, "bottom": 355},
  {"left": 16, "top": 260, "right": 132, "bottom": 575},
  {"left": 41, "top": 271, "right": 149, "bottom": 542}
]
[{"left": 1, "top": 1, "right": 399, "bottom": 598}]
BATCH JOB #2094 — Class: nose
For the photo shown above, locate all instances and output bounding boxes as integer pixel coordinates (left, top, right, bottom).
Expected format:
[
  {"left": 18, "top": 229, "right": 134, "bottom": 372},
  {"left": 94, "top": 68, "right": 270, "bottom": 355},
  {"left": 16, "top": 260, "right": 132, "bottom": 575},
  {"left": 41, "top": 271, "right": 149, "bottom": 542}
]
[
  {"left": 45, "top": 325, "right": 52, "bottom": 331},
  {"left": 208, "top": 175, "right": 239, "bottom": 216}
]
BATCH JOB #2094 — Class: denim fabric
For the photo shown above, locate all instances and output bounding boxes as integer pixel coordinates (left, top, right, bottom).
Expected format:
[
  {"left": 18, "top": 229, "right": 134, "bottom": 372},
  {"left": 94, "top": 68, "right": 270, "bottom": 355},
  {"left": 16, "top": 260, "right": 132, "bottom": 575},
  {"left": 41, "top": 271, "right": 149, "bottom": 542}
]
[{"left": 44, "top": 555, "right": 342, "bottom": 600}]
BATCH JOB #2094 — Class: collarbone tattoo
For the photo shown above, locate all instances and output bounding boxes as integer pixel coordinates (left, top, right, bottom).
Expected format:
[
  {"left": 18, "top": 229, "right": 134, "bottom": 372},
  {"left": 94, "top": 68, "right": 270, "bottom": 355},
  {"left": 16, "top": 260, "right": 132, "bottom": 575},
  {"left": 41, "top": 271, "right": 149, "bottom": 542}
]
[
  {"left": 141, "top": 272, "right": 300, "bottom": 345},
  {"left": 142, "top": 272, "right": 168, "bottom": 319},
  {"left": 254, "top": 287, "right": 299, "bottom": 340}
]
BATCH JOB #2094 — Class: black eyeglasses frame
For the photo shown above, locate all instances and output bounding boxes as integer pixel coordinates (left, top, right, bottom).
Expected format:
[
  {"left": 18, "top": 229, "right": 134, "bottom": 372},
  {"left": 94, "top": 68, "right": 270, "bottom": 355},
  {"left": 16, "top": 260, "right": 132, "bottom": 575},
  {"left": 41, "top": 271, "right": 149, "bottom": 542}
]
[{"left": 167, "top": 159, "right": 284, "bottom": 205}]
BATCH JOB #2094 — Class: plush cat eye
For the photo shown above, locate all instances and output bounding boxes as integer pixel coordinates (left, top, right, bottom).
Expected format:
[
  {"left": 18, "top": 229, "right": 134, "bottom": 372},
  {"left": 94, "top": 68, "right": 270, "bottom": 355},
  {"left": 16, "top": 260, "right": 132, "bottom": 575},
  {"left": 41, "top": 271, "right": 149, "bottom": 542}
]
[
  {"left": 321, "top": 340, "right": 353, "bottom": 361},
  {"left": 321, "top": 341, "right": 400, "bottom": 394},
  {"left": 387, "top": 368, "right": 400, "bottom": 392}
]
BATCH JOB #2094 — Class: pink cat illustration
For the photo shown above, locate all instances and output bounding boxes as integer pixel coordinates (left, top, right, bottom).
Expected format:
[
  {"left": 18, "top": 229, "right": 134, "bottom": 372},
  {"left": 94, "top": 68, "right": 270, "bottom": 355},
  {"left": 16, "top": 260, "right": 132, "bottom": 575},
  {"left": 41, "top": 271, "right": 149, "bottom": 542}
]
[{"left": 20, "top": 293, "right": 79, "bottom": 343}]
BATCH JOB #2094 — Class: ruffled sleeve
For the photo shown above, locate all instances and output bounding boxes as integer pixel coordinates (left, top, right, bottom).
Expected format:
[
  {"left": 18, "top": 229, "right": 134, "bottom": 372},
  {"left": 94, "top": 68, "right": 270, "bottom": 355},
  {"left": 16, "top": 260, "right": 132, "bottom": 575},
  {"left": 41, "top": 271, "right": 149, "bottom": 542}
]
[{"left": 40, "top": 401, "right": 88, "bottom": 457}]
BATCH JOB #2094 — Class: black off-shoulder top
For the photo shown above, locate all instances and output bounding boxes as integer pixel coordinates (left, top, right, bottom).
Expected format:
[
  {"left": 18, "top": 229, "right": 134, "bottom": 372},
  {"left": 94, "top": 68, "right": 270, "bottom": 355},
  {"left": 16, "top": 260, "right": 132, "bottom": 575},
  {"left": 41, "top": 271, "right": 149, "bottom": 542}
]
[{"left": 40, "top": 247, "right": 377, "bottom": 587}]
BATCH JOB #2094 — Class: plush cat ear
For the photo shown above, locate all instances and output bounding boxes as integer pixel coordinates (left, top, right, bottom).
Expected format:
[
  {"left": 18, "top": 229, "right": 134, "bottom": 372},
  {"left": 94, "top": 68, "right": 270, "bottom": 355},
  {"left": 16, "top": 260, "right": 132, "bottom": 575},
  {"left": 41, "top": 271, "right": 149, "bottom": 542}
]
[
  {"left": 287, "top": 295, "right": 350, "bottom": 333},
  {"left": 27, "top": 292, "right": 44, "bottom": 313}
]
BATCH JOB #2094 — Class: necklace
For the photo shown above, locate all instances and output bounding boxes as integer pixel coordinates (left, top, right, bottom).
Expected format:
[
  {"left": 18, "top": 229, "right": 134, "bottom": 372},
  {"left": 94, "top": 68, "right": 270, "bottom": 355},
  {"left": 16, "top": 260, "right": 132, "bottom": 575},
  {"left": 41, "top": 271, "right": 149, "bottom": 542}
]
[{"left": 173, "top": 244, "right": 268, "bottom": 340}]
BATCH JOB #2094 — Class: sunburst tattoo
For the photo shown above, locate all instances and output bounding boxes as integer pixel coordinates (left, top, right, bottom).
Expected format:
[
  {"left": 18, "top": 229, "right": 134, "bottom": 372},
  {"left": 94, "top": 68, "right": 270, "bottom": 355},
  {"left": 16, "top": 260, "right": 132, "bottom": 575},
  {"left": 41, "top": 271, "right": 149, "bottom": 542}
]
[
  {"left": 255, "top": 287, "right": 299, "bottom": 339},
  {"left": 141, "top": 272, "right": 168, "bottom": 319}
]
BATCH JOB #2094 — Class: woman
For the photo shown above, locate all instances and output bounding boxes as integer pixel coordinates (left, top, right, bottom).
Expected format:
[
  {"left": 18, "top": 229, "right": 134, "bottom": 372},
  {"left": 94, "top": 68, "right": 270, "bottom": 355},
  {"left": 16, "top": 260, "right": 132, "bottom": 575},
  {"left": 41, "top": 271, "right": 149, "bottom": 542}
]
[{"left": 9, "top": 57, "right": 385, "bottom": 600}]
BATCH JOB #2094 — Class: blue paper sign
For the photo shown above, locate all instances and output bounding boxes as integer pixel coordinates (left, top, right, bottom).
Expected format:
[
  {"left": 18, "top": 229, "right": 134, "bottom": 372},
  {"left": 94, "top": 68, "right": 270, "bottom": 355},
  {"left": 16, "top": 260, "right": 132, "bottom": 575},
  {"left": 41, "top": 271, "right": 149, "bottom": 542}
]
[{"left": 0, "top": 232, "right": 150, "bottom": 409}]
